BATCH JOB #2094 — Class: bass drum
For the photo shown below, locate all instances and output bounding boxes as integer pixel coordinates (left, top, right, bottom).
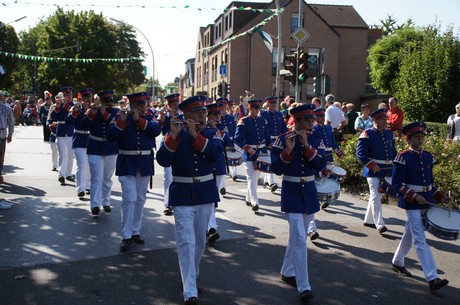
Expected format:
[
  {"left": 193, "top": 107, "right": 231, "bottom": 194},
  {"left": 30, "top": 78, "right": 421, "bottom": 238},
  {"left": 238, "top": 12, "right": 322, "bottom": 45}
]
[{"left": 424, "top": 206, "right": 460, "bottom": 240}]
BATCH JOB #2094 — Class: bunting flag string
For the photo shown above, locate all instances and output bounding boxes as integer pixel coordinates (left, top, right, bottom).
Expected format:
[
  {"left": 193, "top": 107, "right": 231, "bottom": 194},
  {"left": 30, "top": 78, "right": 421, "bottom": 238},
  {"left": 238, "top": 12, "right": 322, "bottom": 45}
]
[
  {"left": 0, "top": 50, "right": 143, "bottom": 63},
  {"left": 2, "top": 0, "right": 283, "bottom": 13},
  {"left": 199, "top": 8, "right": 283, "bottom": 53}
]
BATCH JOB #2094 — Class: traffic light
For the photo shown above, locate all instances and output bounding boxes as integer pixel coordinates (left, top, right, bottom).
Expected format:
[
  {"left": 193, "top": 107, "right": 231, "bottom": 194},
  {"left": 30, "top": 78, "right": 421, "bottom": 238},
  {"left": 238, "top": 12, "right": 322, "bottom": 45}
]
[
  {"left": 222, "top": 82, "right": 227, "bottom": 96},
  {"left": 281, "top": 53, "right": 297, "bottom": 85},
  {"left": 297, "top": 52, "right": 308, "bottom": 83},
  {"left": 324, "top": 75, "right": 331, "bottom": 95},
  {"left": 217, "top": 82, "right": 222, "bottom": 97},
  {"left": 226, "top": 83, "right": 230, "bottom": 96},
  {"left": 313, "top": 76, "right": 321, "bottom": 96}
]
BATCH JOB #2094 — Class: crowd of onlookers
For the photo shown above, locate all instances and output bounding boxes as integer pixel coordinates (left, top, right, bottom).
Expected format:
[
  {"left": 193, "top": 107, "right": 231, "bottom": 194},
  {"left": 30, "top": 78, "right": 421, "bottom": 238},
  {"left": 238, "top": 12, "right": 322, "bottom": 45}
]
[{"left": 2, "top": 93, "right": 44, "bottom": 126}]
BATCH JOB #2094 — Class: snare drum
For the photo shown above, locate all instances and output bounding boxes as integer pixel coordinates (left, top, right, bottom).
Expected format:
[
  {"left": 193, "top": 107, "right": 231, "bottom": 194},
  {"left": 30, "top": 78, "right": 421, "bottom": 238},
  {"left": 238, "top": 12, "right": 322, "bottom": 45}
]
[
  {"left": 424, "top": 206, "right": 460, "bottom": 240},
  {"left": 226, "top": 150, "right": 243, "bottom": 167},
  {"left": 315, "top": 178, "right": 341, "bottom": 204},
  {"left": 378, "top": 177, "right": 398, "bottom": 198},
  {"left": 255, "top": 155, "right": 272, "bottom": 173},
  {"left": 326, "top": 164, "right": 347, "bottom": 184}
]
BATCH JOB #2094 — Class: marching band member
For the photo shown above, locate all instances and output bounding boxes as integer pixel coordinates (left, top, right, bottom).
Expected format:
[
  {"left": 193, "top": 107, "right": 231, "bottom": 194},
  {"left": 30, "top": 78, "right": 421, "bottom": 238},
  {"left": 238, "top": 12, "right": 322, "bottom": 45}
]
[
  {"left": 49, "top": 87, "right": 75, "bottom": 184},
  {"left": 234, "top": 99, "right": 271, "bottom": 212},
  {"left": 66, "top": 88, "right": 92, "bottom": 198},
  {"left": 261, "top": 96, "right": 288, "bottom": 192},
  {"left": 312, "top": 107, "right": 344, "bottom": 165},
  {"left": 82, "top": 90, "right": 118, "bottom": 216},
  {"left": 356, "top": 109, "right": 397, "bottom": 234},
  {"left": 391, "top": 122, "right": 450, "bottom": 291},
  {"left": 156, "top": 95, "right": 223, "bottom": 305},
  {"left": 107, "top": 92, "right": 162, "bottom": 252},
  {"left": 158, "top": 93, "right": 183, "bottom": 216},
  {"left": 271, "top": 104, "right": 326, "bottom": 303},
  {"left": 224, "top": 99, "right": 239, "bottom": 180}
]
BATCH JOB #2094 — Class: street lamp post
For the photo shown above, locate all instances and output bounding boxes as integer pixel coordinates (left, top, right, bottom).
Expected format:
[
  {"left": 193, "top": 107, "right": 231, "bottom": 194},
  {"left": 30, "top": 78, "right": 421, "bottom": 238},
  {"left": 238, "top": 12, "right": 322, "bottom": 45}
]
[
  {"left": 4, "top": 16, "right": 27, "bottom": 26},
  {"left": 110, "top": 18, "right": 155, "bottom": 99}
]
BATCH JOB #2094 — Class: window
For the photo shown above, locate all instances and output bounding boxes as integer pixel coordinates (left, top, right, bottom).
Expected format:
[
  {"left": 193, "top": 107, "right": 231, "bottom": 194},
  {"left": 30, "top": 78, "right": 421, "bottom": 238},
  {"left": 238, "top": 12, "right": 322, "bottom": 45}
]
[
  {"left": 291, "top": 13, "right": 304, "bottom": 33},
  {"left": 229, "top": 12, "right": 232, "bottom": 28},
  {"left": 225, "top": 15, "right": 228, "bottom": 31},
  {"left": 272, "top": 47, "right": 285, "bottom": 75}
]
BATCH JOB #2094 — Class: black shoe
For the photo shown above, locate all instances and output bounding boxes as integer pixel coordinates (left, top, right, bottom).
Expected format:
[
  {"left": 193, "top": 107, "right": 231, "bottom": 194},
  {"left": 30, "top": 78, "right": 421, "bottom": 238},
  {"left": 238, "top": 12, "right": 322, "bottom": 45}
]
[
  {"left": 185, "top": 297, "right": 198, "bottom": 305},
  {"left": 299, "top": 290, "right": 313, "bottom": 301},
  {"left": 245, "top": 201, "right": 251, "bottom": 206},
  {"left": 163, "top": 206, "right": 173, "bottom": 216},
  {"left": 52, "top": 167, "right": 58, "bottom": 172},
  {"left": 131, "top": 235, "right": 145, "bottom": 244},
  {"left": 77, "top": 191, "right": 85, "bottom": 198},
  {"left": 208, "top": 228, "right": 220, "bottom": 244},
  {"left": 321, "top": 202, "right": 329, "bottom": 209},
  {"left": 308, "top": 231, "right": 319, "bottom": 241},
  {"left": 220, "top": 188, "right": 226, "bottom": 195},
  {"left": 66, "top": 176, "right": 75, "bottom": 182},
  {"left": 363, "top": 223, "right": 376, "bottom": 229},
  {"left": 378, "top": 226, "right": 388, "bottom": 234},
  {"left": 281, "top": 275, "right": 296, "bottom": 287},
  {"left": 58, "top": 176, "right": 65, "bottom": 183},
  {"left": 103, "top": 205, "right": 111, "bottom": 213},
  {"left": 391, "top": 264, "right": 412, "bottom": 277},
  {"left": 85, "top": 189, "right": 90, "bottom": 195},
  {"left": 120, "top": 239, "right": 132, "bottom": 252},
  {"left": 251, "top": 204, "right": 259, "bottom": 211},
  {"left": 263, "top": 182, "right": 270, "bottom": 188},
  {"left": 232, "top": 176, "right": 237, "bottom": 181},
  {"left": 429, "top": 278, "right": 448, "bottom": 291},
  {"left": 91, "top": 207, "right": 100, "bottom": 215},
  {"left": 270, "top": 183, "right": 278, "bottom": 193}
]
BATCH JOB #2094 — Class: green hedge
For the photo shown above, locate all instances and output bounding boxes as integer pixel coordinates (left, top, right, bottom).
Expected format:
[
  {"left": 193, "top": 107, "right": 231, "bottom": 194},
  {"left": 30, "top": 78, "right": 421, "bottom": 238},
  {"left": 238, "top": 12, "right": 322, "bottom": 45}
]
[{"left": 335, "top": 131, "right": 460, "bottom": 209}]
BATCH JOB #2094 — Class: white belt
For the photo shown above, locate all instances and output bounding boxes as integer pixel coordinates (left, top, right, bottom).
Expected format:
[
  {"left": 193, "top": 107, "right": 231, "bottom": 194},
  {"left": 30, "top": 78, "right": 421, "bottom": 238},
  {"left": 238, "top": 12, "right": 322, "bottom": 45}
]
[
  {"left": 89, "top": 135, "right": 107, "bottom": 141},
  {"left": 372, "top": 159, "right": 393, "bottom": 165},
  {"left": 404, "top": 184, "right": 432, "bottom": 192},
  {"left": 74, "top": 129, "right": 90, "bottom": 135},
  {"left": 248, "top": 144, "right": 266, "bottom": 149},
  {"left": 270, "top": 136, "right": 278, "bottom": 139},
  {"left": 57, "top": 121, "right": 66, "bottom": 124},
  {"left": 173, "top": 173, "right": 214, "bottom": 184},
  {"left": 119, "top": 150, "right": 151, "bottom": 156},
  {"left": 283, "top": 175, "right": 315, "bottom": 183},
  {"left": 325, "top": 147, "right": 333, "bottom": 151}
]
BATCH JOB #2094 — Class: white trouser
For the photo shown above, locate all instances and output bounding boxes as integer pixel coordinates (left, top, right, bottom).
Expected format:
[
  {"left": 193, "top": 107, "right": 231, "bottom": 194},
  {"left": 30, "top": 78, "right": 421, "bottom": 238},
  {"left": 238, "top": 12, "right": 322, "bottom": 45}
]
[
  {"left": 392, "top": 209, "right": 438, "bottom": 282},
  {"left": 262, "top": 151, "right": 274, "bottom": 185},
  {"left": 74, "top": 147, "right": 90, "bottom": 193},
  {"left": 88, "top": 154, "right": 116, "bottom": 209},
  {"left": 229, "top": 165, "right": 238, "bottom": 178},
  {"left": 163, "top": 166, "right": 172, "bottom": 208},
  {"left": 119, "top": 173, "right": 149, "bottom": 240},
  {"left": 216, "top": 174, "right": 225, "bottom": 191},
  {"left": 208, "top": 203, "right": 217, "bottom": 230},
  {"left": 307, "top": 214, "right": 317, "bottom": 234},
  {"left": 364, "top": 177, "right": 386, "bottom": 229},
  {"left": 174, "top": 203, "right": 213, "bottom": 301},
  {"left": 56, "top": 136, "right": 74, "bottom": 177},
  {"left": 244, "top": 161, "right": 261, "bottom": 205},
  {"left": 50, "top": 142, "right": 58, "bottom": 169},
  {"left": 281, "top": 213, "right": 315, "bottom": 293}
]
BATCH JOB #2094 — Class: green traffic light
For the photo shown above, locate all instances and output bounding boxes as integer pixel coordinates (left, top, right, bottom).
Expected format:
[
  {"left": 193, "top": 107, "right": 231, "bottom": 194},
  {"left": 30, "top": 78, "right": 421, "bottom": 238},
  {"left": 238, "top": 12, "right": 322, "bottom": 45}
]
[{"left": 298, "top": 73, "right": 307, "bottom": 82}]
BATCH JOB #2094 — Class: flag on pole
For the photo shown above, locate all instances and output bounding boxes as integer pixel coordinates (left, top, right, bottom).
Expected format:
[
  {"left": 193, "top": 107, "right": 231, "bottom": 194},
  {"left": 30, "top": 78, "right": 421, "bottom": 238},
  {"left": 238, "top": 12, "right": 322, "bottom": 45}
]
[
  {"left": 255, "top": 27, "right": 273, "bottom": 53},
  {"left": 0, "top": 65, "right": 6, "bottom": 75}
]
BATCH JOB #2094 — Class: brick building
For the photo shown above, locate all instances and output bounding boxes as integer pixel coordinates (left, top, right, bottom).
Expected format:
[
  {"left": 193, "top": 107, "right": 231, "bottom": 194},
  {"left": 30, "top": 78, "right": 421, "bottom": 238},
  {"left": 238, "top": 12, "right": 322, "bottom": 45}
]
[{"left": 191, "top": 0, "right": 378, "bottom": 105}]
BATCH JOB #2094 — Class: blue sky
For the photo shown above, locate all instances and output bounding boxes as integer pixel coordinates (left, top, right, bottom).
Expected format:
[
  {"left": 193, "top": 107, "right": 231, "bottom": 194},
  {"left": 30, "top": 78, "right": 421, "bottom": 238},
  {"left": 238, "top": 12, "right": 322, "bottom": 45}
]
[{"left": 2, "top": 0, "right": 459, "bottom": 87}]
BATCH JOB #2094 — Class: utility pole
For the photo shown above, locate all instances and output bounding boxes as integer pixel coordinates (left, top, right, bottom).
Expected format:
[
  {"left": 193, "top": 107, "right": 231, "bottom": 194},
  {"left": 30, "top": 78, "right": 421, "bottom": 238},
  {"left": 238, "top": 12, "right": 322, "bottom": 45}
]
[{"left": 275, "top": 0, "right": 282, "bottom": 110}]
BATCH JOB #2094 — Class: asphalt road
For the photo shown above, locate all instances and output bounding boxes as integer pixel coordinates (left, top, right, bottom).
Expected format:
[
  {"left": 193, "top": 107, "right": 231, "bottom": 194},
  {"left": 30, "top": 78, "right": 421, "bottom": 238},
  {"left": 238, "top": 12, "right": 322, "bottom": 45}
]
[{"left": 0, "top": 125, "right": 458, "bottom": 305}]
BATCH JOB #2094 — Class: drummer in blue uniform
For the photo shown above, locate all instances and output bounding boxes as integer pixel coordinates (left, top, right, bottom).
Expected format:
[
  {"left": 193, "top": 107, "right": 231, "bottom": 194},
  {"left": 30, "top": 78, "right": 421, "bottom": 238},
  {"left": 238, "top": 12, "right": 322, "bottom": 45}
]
[
  {"left": 261, "top": 96, "right": 287, "bottom": 192},
  {"left": 158, "top": 93, "right": 183, "bottom": 216},
  {"left": 66, "top": 88, "right": 92, "bottom": 198},
  {"left": 270, "top": 104, "right": 327, "bottom": 303},
  {"left": 234, "top": 99, "right": 271, "bottom": 212},
  {"left": 312, "top": 107, "right": 344, "bottom": 164},
  {"left": 82, "top": 90, "right": 119, "bottom": 216},
  {"left": 356, "top": 108, "right": 397, "bottom": 234},
  {"left": 391, "top": 121, "right": 450, "bottom": 291},
  {"left": 156, "top": 95, "right": 222, "bottom": 305},
  {"left": 224, "top": 99, "right": 239, "bottom": 180},
  {"left": 107, "top": 92, "right": 162, "bottom": 252}
]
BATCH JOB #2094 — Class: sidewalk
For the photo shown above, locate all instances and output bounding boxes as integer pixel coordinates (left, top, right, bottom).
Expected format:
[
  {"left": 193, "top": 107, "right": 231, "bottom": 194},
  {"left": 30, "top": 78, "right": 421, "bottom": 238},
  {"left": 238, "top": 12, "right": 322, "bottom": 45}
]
[{"left": 0, "top": 126, "right": 458, "bottom": 305}]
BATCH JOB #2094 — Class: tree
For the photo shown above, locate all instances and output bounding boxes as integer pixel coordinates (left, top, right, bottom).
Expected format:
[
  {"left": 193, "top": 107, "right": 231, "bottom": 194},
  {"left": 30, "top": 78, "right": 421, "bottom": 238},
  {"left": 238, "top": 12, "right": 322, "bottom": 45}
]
[
  {"left": 0, "top": 23, "right": 20, "bottom": 90},
  {"left": 14, "top": 7, "right": 146, "bottom": 96},
  {"left": 378, "top": 15, "right": 414, "bottom": 36}
]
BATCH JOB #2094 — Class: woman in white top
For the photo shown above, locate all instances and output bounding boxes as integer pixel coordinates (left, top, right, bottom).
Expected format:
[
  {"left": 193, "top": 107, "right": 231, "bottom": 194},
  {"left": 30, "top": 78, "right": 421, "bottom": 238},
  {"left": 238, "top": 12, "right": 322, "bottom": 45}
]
[
  {"left": 447, "top": 103, "right": 460, "bottom": 142},
  {"left": 355, "top": 103, "right": 374, "bottom": 133}
]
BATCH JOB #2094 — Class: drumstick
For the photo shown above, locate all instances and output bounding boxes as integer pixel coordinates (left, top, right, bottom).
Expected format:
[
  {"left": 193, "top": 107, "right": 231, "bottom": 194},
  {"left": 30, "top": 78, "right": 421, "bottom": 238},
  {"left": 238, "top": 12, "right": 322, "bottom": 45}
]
[{"left": 448, "top": 191, "right": 451, "bottom": 217}]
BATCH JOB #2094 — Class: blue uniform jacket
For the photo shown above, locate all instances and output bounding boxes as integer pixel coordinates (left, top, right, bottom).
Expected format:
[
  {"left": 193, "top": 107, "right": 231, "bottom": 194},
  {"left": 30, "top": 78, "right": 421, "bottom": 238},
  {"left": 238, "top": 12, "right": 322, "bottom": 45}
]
[
  {"left": 261, "top": 109, "right": 288, "bottom": 139},
  {"left": 214, "top": 129, "right": 234, "bottom": 175},
  {"left": 156, "top": 128, "right": 223, "bottom": 206},
  {"left": 356, "top": 127, "right": 396, "bottom": 178},
  {"left": 218, "top": 113, "right": 237, "bottom": 140},
  {"left": 392, "top": 148, "right": 444, "bottom": 210},
  {"left": 66, "top": 105, "right": 89, "bottom": 149},
  {"left": 313, "top": 123, "right": 343, "bottom": 163},
  {"left": 234, "top": 115, "right": 272, "bottom": 162},
  {"left": 48, "top": 103, "right": 75, "bottom": 137},
  {"left": 271, "top": 133, "right": 326, "bottom": 214},
  {"left": 161, "top": 113, "right": 184, "bottom": 136},
  {"left": 81, "top": 108, "right": 119, "bottom": 155},
  {"left": 106, "top": 114, "right": 161, "bottom": 177}
]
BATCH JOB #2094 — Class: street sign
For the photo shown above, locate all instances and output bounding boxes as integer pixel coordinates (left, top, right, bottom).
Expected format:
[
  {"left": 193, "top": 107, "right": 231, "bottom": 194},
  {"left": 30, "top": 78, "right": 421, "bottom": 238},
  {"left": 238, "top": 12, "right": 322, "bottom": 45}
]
[
  {"left": 219, "top": 64, "right": 227, "bottom": 75},
  {"left": 291, "top": 27, "right": 310, "bottom": 45}
]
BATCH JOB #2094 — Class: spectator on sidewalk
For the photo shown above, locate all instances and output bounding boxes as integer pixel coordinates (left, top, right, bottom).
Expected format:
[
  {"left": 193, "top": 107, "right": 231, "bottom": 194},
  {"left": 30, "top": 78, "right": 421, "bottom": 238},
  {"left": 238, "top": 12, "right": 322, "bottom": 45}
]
[
  {"left": 324, "top": 94, "right": 346, "bottom": 142},
  {"left": 387, "top": 97, "right": 404, "bottom": 137},
  {"left": 447, "top": 102, "right": 460, "bottom": 142},
  {"left": 355, "top": 104, "right": 374, "bottom": 133},
  {"left": 0, "top": 91, "right": 15, "bottom": 194},
  {"left": 345, "top": 103, "right": 358, "bottom": 134}
]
